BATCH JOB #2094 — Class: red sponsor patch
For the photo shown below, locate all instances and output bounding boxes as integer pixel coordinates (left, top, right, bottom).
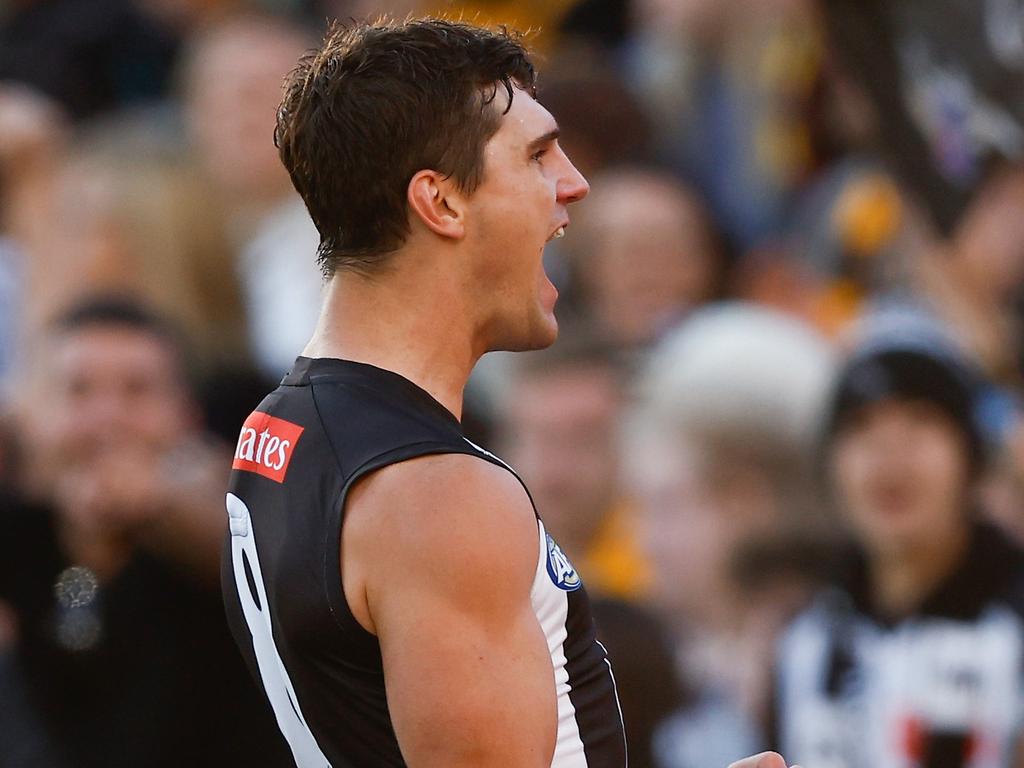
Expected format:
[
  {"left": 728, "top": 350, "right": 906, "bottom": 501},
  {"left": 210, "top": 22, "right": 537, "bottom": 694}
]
[{"left": 232, "top": 412, "right": 304, "bottom": 483}]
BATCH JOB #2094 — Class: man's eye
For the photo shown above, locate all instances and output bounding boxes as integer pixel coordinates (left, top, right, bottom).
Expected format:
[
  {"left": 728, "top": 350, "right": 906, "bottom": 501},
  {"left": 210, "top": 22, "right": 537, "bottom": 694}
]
[{"left": 531, "top": 149, "right": 547, "bottom": 162}]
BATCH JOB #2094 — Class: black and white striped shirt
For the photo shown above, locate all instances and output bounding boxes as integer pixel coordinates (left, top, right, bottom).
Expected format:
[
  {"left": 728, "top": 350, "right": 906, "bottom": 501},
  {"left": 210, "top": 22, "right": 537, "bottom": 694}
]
[{"left": 773, "top": 521, "right": 1024, "bottom": 768}]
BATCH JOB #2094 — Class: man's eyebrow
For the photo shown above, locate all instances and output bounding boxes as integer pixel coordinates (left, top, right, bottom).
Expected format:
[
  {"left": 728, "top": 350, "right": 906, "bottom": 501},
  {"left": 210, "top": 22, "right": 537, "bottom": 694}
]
[{"left": 526, "top": 127, "right": 560, "bottom": 154}]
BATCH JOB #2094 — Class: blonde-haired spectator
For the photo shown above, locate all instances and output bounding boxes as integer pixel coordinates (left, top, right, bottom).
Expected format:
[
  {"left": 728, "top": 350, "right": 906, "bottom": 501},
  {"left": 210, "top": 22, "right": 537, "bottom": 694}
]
[
  {"left": 181, "top": 12, "right": 324, "bottom": 378},
  {"left": 627, "top": 303, "right": 836, "bottom": 731},
  {"left": 24, "top": 126, "right": 244, "bottom": 368}
]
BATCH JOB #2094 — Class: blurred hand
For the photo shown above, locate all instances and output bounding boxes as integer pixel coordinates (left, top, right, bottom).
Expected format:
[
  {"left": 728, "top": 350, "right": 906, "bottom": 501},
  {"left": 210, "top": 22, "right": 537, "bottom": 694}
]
[
  {"left": 54, "top": 437, "right": 230, "bottom": 582},
  {"left": 57, "top": 442, "right": 183, "bottom": 538},
  {"left": 729, "top": 752, "right": 798, "bottom": 768}
]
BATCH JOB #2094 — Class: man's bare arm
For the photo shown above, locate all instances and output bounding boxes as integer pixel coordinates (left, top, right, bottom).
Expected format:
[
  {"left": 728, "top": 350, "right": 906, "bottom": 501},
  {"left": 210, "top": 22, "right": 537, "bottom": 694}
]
[{"left": 343, "top": 453, "right": 556, "bottom": 767}]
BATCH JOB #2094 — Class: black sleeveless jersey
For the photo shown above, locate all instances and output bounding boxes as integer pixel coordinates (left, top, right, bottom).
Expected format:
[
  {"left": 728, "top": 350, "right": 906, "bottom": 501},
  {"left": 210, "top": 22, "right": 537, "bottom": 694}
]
[{"left": 221, "top": 357, "right": 627, "bottom": 767}]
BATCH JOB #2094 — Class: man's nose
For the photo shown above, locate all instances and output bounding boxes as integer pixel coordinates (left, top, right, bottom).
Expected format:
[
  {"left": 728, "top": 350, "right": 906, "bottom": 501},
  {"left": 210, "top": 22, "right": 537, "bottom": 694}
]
[{"left": 558, "top": 158, "right": 589, "bottom": 205}]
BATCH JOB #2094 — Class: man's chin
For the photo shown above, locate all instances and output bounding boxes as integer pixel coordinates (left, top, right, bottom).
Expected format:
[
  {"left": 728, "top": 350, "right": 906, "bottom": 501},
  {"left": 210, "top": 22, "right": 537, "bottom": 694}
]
[
  {"left": 488, "top": 314, "right": 558, "bottom": 353},
  {"left": 526, "top": 311, "right": 559, "bottom": 350}
]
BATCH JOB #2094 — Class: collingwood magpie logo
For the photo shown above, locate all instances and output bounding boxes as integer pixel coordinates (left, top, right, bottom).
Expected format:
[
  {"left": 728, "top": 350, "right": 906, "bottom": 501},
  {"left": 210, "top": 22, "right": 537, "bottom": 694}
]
[{"left": 546, "top": 534, "right": 582, "bottom": 591}]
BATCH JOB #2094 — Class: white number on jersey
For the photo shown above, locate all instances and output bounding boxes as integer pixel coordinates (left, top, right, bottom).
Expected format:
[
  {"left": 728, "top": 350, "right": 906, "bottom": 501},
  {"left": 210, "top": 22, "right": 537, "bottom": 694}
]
[{"left": 226, "top": 493, "right": 332, "bottom": 768}]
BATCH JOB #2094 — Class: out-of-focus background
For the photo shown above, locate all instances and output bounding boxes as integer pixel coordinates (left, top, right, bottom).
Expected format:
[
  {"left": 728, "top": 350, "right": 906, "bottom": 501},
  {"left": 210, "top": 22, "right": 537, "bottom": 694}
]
[{"left": 4, "top": 1, "right": 1024, "bottom": 766}]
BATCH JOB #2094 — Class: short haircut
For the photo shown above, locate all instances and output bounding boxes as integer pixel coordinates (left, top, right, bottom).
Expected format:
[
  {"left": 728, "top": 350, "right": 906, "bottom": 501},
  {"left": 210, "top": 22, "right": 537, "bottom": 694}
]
[
  {"left": 275, "top": 17, "right": 537, "bottom": 277},
  {"left": 53, "top": 295, "right": 194, "bottom": 390}
]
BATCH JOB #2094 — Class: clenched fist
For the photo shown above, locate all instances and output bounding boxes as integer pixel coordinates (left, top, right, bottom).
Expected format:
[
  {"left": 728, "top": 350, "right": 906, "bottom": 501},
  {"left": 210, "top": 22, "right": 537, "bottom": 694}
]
[{"left": 729, "top": 752, "right": 797, "bottom": 768}]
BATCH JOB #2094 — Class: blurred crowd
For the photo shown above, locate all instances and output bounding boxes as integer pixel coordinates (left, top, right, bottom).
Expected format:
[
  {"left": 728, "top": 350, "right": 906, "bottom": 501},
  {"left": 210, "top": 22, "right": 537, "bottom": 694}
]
[{"left": 4, "top": 0, "right": 1024, "bottom": 767}]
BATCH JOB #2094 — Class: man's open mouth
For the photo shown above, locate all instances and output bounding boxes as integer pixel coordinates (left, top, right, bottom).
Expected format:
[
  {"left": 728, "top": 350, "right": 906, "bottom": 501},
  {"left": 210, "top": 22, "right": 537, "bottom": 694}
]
[{"left": 547, "top": 225, "right": 566, "bottom": 242}]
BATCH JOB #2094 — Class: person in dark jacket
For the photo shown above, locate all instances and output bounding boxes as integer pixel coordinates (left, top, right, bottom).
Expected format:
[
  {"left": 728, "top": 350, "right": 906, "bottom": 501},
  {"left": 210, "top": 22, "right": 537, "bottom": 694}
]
[{"left": 0, "top": 297, "right": 290, "bottom": 768}]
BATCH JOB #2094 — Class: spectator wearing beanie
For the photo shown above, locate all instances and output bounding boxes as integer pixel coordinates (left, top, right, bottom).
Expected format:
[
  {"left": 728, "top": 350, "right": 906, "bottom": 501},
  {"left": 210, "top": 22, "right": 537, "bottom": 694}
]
[{"left": 772, "top": 316, "right": 1024, "bottom": 768}]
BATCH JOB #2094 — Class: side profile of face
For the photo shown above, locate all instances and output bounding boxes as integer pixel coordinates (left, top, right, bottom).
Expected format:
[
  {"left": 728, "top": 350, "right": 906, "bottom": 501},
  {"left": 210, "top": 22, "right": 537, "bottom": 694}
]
[
  {"left": 463, "top": 89, "right": 590, "bottom": 352},
  {"left": 831, "top": 398, "right": 971, "bottom": 557}
]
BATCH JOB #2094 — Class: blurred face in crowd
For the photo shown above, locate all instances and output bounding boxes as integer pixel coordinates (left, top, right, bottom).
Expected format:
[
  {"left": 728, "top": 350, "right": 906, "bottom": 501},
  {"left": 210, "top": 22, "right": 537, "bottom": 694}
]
[
  {"left": 503, "top": 362, "right": 620, "bottom": 554},
  {"left": 185, "top": 16, "right": 309, "bottom": 206},
  {"left": 831, "top": 398, "right": 970, "bottom": 558},
  {"left": 575, "top": 172, "right": 718, "bottom": 346},
  {"left": 630, "top": 430, "right": 779, "bottom": 629},
  {"left": 28, "top": 324, "right": 195, "bottom": 478}
]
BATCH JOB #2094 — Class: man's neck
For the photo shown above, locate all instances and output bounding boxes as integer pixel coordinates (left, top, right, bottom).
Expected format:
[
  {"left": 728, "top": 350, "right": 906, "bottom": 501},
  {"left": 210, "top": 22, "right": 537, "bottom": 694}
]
[
  {"left": 869, "top": 520, "right": 970, "bottom": 621},
  {"left": 303, "top": 262, "right": 482, "bottom": 421}
]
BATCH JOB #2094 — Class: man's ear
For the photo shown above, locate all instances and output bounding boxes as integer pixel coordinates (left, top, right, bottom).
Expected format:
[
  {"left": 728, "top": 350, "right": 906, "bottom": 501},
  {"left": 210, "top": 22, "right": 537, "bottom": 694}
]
[{"left": 407, "top": 170, "right": 466, "bottom": 240}]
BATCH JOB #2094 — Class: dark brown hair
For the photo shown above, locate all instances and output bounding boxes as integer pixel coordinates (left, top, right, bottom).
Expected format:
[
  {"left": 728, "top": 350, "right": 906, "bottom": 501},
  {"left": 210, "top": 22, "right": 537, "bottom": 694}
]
[
  {"left": 275, "top": 18, "right": 537, "bottom": 277},
  {"left": 53, "top": 294, "right": 196, "bottom": 393}
]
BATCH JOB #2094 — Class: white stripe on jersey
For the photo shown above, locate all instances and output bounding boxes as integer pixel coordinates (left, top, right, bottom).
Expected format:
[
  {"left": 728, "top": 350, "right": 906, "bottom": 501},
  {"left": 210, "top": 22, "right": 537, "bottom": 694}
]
[
  {"left": 463, "top": 438, "right": 619, "bottom": 765},
  {"left": 532, "top": 519, "right": 589, "bottom": 767},
  {"left": 463, "top": 437, "right": 517, "bottom": 473},
  {"left": 596, "top": 640, "right": 628, "bottom": 766}
]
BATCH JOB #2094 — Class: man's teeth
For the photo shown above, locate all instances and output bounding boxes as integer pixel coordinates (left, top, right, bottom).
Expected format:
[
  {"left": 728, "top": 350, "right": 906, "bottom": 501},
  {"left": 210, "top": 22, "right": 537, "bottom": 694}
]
[{"left": 551, "top": 227, "right": 565, "bottom": 240}]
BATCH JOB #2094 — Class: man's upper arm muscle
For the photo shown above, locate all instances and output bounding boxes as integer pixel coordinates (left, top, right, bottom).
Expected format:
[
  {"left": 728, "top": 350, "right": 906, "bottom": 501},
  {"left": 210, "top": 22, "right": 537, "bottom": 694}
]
[{"left": 343, "top": 453, "right": 556, "bottom": 768}]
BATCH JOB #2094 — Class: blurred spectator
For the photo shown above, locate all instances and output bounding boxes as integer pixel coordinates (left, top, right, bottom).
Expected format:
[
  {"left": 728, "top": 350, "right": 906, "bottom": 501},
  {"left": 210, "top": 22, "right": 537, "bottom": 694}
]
[
  {"left": 0, "top": 0, "right": 179, "bottom": 121},
  {"left": 0, "top": 84, "right": 68, "bottom": 391},
  {"left": 181, "top": 12, "right": 306, "bottom": 217},
  {"left": 1, "top": 296, "right": 290, "bottom": 767},
  {"left": 774, "top": 317, "right": 1024, "bottom": 768},
  {"left": 816, "top": 0, "right": 1024, "bottom": 380},
  {"left": 621, "top": 0, "right": 729, "bottom": 132},
  {"left": 538, "top": 50, "right": 656, "bottom": 180},
  {"left": 627, "top": 303, "right": 835, "bottom": 727},
  {"left": 819, "top": 0, "right": 1024, "bottom": 238},
  {"left": 914, "top": 165, "right": 1024, "bottom": 384},
  {"left": 626, "top": 0, "right": 827, "bottom": 249},
  {"left": 565, "top": 167, "right": 723, "bottom": 348},
  {"left": 499, "top": 333, "right": 650, "bottom": 599},
  {"left": 9, "top": 106, "right": 276, "bottom": 442},
  {"left": 736, "top": 159, "right": 911, "bottom": 337},
  {"left": 0, "top": 83, "right": 68, "bottom": 246},
  {"left": 982, "top": 394, "right": 1024, "bottom": 547},
  {"left": 497, "top": 333, "right": 688, "bottom": 766},
  {"left": 25, "top": 125, "right": 247, "bottom": 366},
  {"left": 181, "top": 12, "right": 324, "bottom": 378}
]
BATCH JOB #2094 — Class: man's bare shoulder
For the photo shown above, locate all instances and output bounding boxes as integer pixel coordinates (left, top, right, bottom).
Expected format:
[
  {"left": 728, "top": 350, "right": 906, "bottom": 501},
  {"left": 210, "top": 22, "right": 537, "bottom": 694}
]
[
  {"left": 347, "top": 451, "right": 534, "bottom": 527},
  {"left": 342, "top": 452, "right": 540, "bottom": 633}
]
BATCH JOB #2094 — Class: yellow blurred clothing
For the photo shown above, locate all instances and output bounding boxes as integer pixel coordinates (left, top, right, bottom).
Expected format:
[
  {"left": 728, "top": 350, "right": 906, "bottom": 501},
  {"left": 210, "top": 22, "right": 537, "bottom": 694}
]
[
  {"left": 420, "top": 0, "right": 579, "bottom": 50},
  {"left": 578, "top": 500, "right": 653, "bottom": 601}
]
